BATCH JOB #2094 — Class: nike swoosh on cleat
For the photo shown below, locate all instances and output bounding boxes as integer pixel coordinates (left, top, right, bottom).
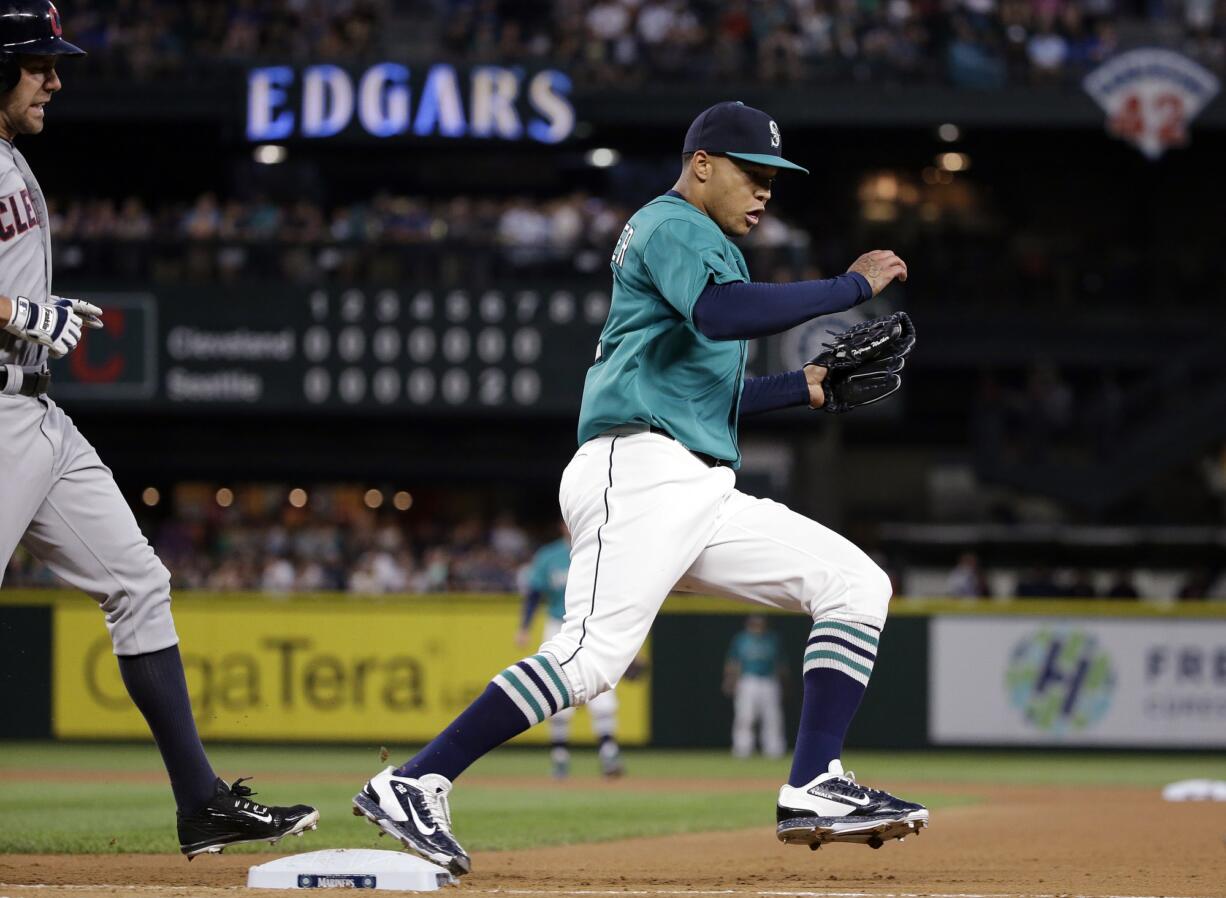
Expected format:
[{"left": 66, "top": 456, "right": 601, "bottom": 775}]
[
  {"left": 239, "top": 809, "right": 273, "bottom": 823},
  {"left": 808, "top": 788, "right": 871, "bottom": 807},
  {"left": 406, "top": 797, "right": 436, "bottom": 835}
]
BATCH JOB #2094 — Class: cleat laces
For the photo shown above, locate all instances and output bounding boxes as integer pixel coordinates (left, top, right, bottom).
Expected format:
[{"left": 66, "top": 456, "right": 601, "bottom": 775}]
[
  {"left": 831, "top": 770, "right": 890, "bottom": 802},
  {"left": 229, "top": 777, "right": 271, "bottom": 814},
  {"left": 421, "top": 786, "right": 451, "bottom": 832}
]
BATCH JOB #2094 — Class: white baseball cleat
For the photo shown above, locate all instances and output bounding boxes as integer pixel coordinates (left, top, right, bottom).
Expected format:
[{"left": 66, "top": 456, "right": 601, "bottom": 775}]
[
  {"left": 352, "top": 767, "right": 471, "bottom": 876},
  {"left": 776, "top": 759, "right": 929, "bottom": 850}
]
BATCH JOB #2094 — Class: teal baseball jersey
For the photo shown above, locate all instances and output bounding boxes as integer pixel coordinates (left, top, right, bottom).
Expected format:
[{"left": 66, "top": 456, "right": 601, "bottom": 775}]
[
  {"left": 526, "top": 538, "right": 571, "bottom": 620},
  {"left": 577, "top": 193, "right": 750, "bottom": 467},
  {"left": 727, "top": 630, "right": 782, "bottom": 677}
]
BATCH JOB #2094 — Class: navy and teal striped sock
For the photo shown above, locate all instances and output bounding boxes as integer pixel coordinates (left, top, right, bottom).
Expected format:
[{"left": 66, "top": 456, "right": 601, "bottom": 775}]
[
  {"left": 395, "top": 653, "right": 574, "bottom": 782},
  {"left": 788, "top": 619, "right": 881, "bottom": 787}
]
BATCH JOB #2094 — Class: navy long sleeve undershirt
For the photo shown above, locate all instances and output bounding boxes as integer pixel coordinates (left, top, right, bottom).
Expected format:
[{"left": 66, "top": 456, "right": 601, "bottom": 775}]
[
  {"left": 692, "top": 274, "right": 872, "bottom": 341},
  {"left": 740, "top": 369, "right": 811, "bottom": 416}
]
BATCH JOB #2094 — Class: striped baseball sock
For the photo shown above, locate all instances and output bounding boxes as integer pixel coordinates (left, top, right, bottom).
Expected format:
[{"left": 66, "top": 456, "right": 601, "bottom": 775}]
[
  {"left": 788, "top": 619, "right": 881, "bottom": 787},
  {"left": 395, "top": 653, "right": 573, "bottom": 782}
]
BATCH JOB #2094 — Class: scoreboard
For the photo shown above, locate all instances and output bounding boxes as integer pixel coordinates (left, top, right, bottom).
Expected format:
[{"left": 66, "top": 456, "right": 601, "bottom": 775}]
[{"left": 49, "top": 285, "right": 862, "bottom": 416}]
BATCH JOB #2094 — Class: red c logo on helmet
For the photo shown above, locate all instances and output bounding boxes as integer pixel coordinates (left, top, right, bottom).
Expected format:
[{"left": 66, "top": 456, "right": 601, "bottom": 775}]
[{"left": 49, "top": 2, "right": 63, "bottom": 36}]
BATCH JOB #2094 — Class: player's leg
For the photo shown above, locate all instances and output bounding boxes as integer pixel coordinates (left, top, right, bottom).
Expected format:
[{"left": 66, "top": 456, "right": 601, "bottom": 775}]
[
  {"left": 547, "top": 707, "right": 575, "bottom": 778},
  {"left": 731, "top": 676, "right": 757, "bottom": 758},
  {"left": 20, "top": 403, "right": 317, "bottom": 855},
  {"left": 357, "top": 433, "right": 731, "bottom": 872},
  {"left": 760, "top": 677, "right": 787, "bottom": 759},
  {"left": 587, "top": 689, "right": 623, "bottom": 777},
  {"left": 0, "top": 394, "right": 54, "bottom": 585},
  {"left": 678, "top": 490, "right": 927, "bottom": 847},
  {"left": 541, "top": 618, "right": 574, "bottom": 778}
]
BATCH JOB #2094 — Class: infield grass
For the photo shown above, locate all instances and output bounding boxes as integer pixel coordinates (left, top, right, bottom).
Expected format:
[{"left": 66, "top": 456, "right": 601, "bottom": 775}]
[{"left": 1, "top": 742, "right": 1220, "bottom": 854}]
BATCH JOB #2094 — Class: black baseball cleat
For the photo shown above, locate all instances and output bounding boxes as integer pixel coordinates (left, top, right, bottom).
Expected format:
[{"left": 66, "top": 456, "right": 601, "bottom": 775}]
[
  {"left": 352, "top": 767, "right": 471, "bottom": 876},
  {"left": 177, "top": 777, "right": 320, "bottom": 858},
  {"left": 776, "top": 760, "right": 928, "bottom": 850}
]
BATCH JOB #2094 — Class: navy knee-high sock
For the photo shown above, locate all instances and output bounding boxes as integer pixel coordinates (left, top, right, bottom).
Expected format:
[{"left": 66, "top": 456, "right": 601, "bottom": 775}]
[
  {"left": 788, "top": 620, "right": 880, "bottom": 787},
  {"left": 117, "top": 645, "right": 218, "bottom": 813},
  {"left": 397, "top": 653, "right": 574, "bottom": 782}
]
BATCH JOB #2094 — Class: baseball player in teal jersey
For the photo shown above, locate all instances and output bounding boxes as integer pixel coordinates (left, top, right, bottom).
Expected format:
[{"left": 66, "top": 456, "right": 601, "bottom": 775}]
[
  {"left": 517, "top": 524, "right": 623, "bottom": 779},
  {"left": 354, "top": 101, "right": 923, "bottom": 874},
  {"left": 724, "top": 615, "right": 787, "bottom": 759}
]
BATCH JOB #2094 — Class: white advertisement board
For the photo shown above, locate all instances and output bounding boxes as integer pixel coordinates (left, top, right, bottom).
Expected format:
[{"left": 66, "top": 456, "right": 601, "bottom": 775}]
[{"left": 930, "top": 617, "right": 1226, "bottom": 747}]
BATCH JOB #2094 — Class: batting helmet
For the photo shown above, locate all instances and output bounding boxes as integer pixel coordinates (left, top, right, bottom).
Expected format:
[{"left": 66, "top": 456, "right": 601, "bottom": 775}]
[{"left": 0, "top": 0, "right": 84, "bottom": 92}]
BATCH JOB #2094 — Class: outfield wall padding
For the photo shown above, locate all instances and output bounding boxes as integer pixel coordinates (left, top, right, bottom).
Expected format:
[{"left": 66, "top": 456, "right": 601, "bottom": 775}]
[
  {"left": 0, "top": 604, "right": 52, "bottom": 738},
  {"left": 1, "top": 591, "right": 1223, "bottom": 748}
]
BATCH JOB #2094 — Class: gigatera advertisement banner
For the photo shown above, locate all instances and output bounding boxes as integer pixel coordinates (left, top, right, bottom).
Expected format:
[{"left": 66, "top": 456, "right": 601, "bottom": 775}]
[{"left": 52, "top": 596, "right": 648, "bottom": 745}]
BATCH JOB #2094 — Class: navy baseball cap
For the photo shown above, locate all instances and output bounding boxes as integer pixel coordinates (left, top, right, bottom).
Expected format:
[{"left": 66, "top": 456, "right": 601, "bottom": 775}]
[{"left": 682, "top": 101, "right": 808, "bottom": 174}]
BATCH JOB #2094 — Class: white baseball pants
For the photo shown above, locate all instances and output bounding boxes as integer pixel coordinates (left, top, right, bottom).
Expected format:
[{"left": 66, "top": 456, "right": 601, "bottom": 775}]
[
  {"left": 0, "top": 392, "right": 177, "bottom": 655},
  {"left": 540, "top": 616, "right": 618, "bottom": 740},
  {"left": 544, "top": 430, "right": 892, "bottom": 706},
  {"left": 732, "top": 674, "right": 786, "bottom": 758}
]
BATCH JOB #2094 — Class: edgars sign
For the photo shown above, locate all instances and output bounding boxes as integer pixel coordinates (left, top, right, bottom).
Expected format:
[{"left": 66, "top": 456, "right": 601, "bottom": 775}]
[{"left": 247, "top": 63, "right": 575, "bottom": 144}]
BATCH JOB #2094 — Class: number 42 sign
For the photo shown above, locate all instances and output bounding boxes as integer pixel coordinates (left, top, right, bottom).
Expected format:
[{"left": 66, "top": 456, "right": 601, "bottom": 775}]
[{"left": 1084, "top": 48, "right": 1220, "bottom": 160}]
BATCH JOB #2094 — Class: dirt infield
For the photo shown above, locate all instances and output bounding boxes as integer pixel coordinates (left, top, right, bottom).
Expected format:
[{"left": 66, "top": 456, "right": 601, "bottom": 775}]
[{"left": 1, "top": 784, "right": 1223, "bottom": 898}]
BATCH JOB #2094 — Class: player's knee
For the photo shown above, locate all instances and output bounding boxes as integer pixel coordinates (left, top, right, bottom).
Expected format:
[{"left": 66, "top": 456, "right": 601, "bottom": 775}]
[
  {"left": 860, "top": 562, "right": 893, "bottom": 625},
  {"left": 555, "top": 652, "right": 619, "bottom": 707},
  {"left": 102, "top": 559, "right": 177, "bottom": 655}
]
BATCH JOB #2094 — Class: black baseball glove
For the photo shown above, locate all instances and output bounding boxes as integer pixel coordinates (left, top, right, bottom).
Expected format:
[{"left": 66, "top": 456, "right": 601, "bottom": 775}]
[
  {"left": 807, "top": 311, "right": 915, "bottom": 371},
  {"left": 807, "top": 312, "right": 916, "bottom": 414},
  {"left": 820, "top": 357, "right": 904, "bottom": 413}
]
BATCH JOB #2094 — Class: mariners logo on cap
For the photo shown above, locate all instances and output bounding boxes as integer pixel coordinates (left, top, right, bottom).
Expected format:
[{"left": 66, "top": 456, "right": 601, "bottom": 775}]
[
  {"left": 49, "top": 2, "right": 63, "bottom": 36},
  {"left": 769, "top": 120, "right": 781, "bottom": 149}
]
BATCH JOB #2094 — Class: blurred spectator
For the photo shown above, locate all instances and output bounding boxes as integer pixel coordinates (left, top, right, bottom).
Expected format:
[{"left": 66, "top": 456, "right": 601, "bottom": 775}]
[
  {"left": 1103, "top": 569, "right": 1140, "bottom": 599},
  {"left": 1176, "top": 568, "right": 1214, "bottom": 600},
  {"left": 1016, "top": 566, "right": 1061, "bottom": 597},
  {"left": 946, "top": 551, "right": 990, "bottom": 598},
  {"left": 1062, "top": 568, "right": 1097, "bottom": 598}
]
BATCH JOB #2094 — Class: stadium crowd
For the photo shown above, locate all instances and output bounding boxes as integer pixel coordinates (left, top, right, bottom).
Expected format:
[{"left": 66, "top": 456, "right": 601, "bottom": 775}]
[
  {"left": 5, "top": 497, "right": 1223, "bottom": 600},
  {"left": 61, "top": 0, "right": 388, "bottom": 77},
  {"left": 4, "top": 499, "right": 537, "bottom": 594},
  {"left": 57, "top": 0, "right": 1226, "bottom": 86},
  {"left": 47, "top": 186, "right": 1217, "bottom": 309},
  {"left": 47, "top": 190, "right": 816, "bottom": 284}
]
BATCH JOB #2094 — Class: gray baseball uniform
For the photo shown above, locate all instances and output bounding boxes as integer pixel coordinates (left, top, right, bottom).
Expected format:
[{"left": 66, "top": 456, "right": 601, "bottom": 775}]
[{"left": 0, "top": 137, "right": 177, "bottom": 656}]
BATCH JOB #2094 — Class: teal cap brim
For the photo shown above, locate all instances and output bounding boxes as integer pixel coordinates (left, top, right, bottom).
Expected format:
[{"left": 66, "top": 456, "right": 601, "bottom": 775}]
[{"left": 726, "top": 152, "right": 809, "bottom": 174}]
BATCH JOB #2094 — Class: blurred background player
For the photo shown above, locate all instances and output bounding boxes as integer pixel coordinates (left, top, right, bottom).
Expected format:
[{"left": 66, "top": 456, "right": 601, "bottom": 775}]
[
  {"left": 723, "top": 614, "right": 786, "bottom": 760},
  {"left": 517, "top": 521, "right": 624, "bottom": 779},
  {"left": 0, "top": 0, "right": 317, "bottom": 857}
]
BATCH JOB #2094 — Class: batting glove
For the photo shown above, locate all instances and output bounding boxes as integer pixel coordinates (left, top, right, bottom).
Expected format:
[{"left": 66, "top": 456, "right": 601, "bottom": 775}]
[
  {"left": 3, "top": 295, "right": 84, "bottom": 358},
  {"left": 53, "top": 295, "right": 104, "bottom": 331}
]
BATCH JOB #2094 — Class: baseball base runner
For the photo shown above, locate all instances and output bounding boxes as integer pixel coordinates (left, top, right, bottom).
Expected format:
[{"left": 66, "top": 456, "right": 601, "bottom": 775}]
[
  {"left": 0, "top": 0, "right": 317, "bottom": 857},
  {"left": 353, "top": 100, "right": 926, "bottom": 875}
]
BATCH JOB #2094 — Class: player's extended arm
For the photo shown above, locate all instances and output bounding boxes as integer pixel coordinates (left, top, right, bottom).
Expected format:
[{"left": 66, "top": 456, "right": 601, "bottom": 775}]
[
  {"left": 722, "top": 658, "right": 740, "bottom": 697},
  {"left": 739, "top": 368, "right": 826, "bottom": 416},
  {"left": 691, "top": 251, "right": 907, "bottom": 342},
  {"left": 516, "top": 589, "right": 543, "bottom": 647}
]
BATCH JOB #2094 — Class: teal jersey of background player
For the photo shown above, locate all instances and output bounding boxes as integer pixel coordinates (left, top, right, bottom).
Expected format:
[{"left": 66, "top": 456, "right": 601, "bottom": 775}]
[
  {"left": 577, "top": 193, "right": 750, "bottom": 467},
  {"left": 526, "top": 538, "right": 571, "bottom": 620},
  {"left": 727, "top": 630, "right": 782, "bottom": 677}
]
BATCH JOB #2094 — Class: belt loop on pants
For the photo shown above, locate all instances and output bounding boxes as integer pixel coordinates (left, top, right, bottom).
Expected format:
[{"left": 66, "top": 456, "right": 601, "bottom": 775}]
[
  {"left": 0, "top": 364, "right": 51, "bottom": 397},
  {"left": 647, "top": 425, "right": 727, "bottom": 469}
]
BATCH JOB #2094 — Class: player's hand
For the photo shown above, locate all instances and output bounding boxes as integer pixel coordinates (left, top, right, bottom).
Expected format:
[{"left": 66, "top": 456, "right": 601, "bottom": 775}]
[
  {"left": 847, "top": 250, "right": 908, "bottom": 296},
  {"left": 515, "top": 628, "right": 530, "bottom": 649},
  {"left": 54, "top": 295, "right": 104, "bottom": 330},
  {"left": 2, "top": 295, "right": 84, "bottom": 358}
]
